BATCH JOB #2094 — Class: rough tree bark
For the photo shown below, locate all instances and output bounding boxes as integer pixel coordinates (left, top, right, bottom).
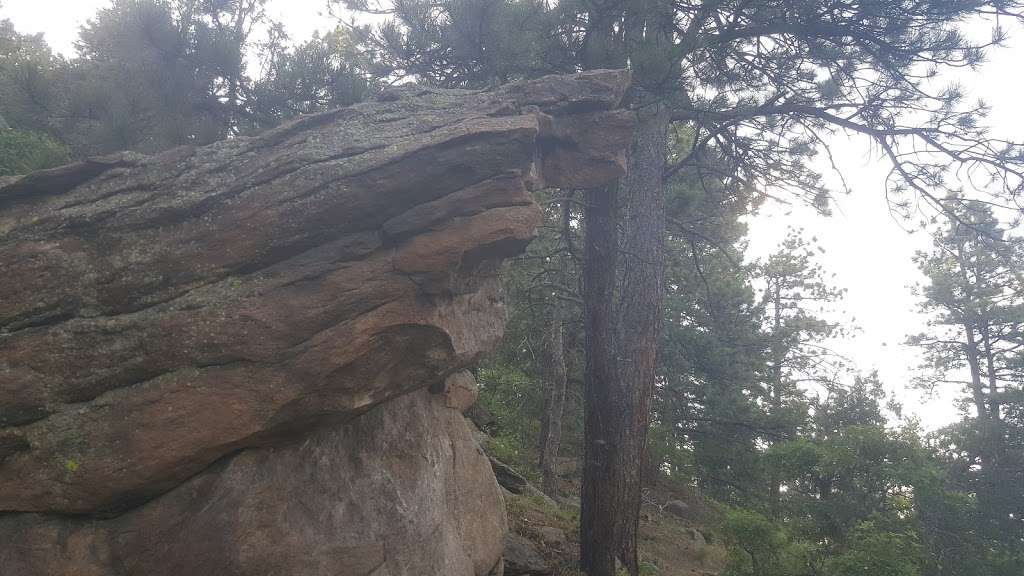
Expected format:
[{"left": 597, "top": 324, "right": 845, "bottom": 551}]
[
  {"left": 769, "top": 283, "right": 785, "bottom": 518},
  {"left": 538, "top": 194, "right": 571, "bottom": 496},
  {"left": 611, "top": 95, "right": 670, "bottom": 574},
  {"left": 581, "top": 178, "right": 621, "bottom": 576},
  {"left": 539, "top": 294, "right": 568, "bottom": 496},
  {"left": 582, "top": 96, "right": 672, "bottom": 571},
  {"left": 579, "top": 3, "right": 672, "bottom": 573}
]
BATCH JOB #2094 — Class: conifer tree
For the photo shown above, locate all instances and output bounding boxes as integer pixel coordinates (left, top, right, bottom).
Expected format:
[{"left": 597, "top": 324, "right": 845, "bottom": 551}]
[
  {"left": 910, "top": 199, "right": 1024, "bottom": 548},
  {"left": 338, "top": 2, "right": 1024, "bottom": 572}
]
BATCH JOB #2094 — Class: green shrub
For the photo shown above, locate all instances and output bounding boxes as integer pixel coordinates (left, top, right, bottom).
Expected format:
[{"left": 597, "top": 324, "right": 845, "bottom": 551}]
[
  {"left": 0, "top": 129, "right": 70, "bottom": 176},
  {"left": 719, "top": 507, "right": 811, "bottom": 576},
  {"left": 823, "top": 520, "right": 924, "bottom": 576}
]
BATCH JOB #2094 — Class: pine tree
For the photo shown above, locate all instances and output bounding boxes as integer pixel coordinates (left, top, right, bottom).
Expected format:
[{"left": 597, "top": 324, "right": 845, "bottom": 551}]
[
  {"left": 754, "top": 230, "right": 845, "bottom": 514},
  {"left": 337, "top": 2, "right": 1024, "bottom": 572},
  {"left": 910, "top": 199, "right": 1024, "bottom": 549}
]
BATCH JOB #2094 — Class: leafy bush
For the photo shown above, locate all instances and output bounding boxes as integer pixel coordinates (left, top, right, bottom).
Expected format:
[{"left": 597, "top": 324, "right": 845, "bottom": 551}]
[
  {"left": 478, "top": 365, "right": 542, "bottom": 438},
  {"left": 823, "top": 520, "right": 924, "bottom": 576},
  {"left": 0, "top": 129, "right": 69, "bottom": 176},
  {"left": 719, "top": 507, "right": 811, "bottom": 576}
]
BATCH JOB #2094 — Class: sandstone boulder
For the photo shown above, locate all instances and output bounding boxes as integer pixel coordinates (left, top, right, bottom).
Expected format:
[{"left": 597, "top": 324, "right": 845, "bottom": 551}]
[
  {"left": 491, "top": 456, "right": 532, "bottom": 494},
  {"left": 503, "top": 533, "right": 552, "bottom": 576},
  {"left": 443, "top": 369, "right": 481, "bottom": 412},
  {"left": 1, "top": 390, "right": 504, "bottom": 576},
  {"left": 0, "top": 70, "right": 634, "bottom": 575},
  {"left": 536, "top": 525, "right": 568, "bottom": 549},
  {"left": 664, "top": 499, "right": 691, "bottom": 519}
]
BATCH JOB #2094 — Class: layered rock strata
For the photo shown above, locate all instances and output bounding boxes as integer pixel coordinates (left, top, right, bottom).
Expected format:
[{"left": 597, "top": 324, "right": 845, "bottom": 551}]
[{"left": 0, "top": 70, "right": 633, "bottom": 575}]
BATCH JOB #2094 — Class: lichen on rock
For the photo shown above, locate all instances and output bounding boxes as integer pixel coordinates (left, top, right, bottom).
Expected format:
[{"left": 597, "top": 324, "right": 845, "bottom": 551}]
[{"left": 0, "top": 70, "right": 633, "bottom": 576}]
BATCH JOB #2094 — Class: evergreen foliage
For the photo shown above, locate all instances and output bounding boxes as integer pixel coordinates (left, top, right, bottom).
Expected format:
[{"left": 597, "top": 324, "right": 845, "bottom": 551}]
[
  {"left": 1, "top": 2, "right": 1022, "bottom": 574},
  {"left": 0, "top": 127, "right": 69, "bottom": 175}
]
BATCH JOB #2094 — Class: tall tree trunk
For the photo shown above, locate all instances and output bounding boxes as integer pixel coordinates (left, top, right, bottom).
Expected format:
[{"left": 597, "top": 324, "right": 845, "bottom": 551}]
[
  {"left": 614, "top": 96, "right": 669, "bottom": 574},
  {"left": 539, "top": 307, "right": 567, "bottom": 496},
  {"left": 581, "top": 181, "right": 620, "bottom": 576},
  {"left": 539, "top": 202, "right": 569, "bottom": 496},
  {"left": 581, "top": 94, "right": 669, "bottom": 576},
  {"left": 956, "top": 243, "right": 991, "bottom": 423},
  {"left": 225, "top": 0, "right": 255, "bottom": 134},
  {"left": 768, "top": 285, "right": 784, "bottom": 518},
  {"left": 977, "top": 319, "right": 1009, "bottom": 529},
  {"left": 964, "top": 323, "right": 990, "bottom": 422},
  {"left": 579, "top": 4, "right": 627, "bottom": 573},
  {"left": 579, "top": 1, "right": 671, "bottom": 572},
  {"left": 955, "top": 240, "right": 1006, "bottom": 528},
  {"left": 979, "top": 322, "right": 1002, "bottom": 425}
]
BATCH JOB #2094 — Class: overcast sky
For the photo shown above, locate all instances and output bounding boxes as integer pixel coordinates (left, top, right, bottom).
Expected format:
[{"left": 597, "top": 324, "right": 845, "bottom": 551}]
[
  {"left": 743, "top": 19, "right": 1024, "bottom": 429},
  {"left": 3, "top": 0, "right": 1022, "bottom": 430}
]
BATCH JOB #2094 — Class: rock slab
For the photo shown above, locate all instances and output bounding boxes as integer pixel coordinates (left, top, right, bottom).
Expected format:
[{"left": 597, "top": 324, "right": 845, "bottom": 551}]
[
  {"left": 1, "top": 390, "right": 504, "bottom": 576},
  {"left": 503, "top": 533, "right": 553, "bottom": 576},
  {"left": 0, "top": 70, "right": 633, "bottom": 575}
]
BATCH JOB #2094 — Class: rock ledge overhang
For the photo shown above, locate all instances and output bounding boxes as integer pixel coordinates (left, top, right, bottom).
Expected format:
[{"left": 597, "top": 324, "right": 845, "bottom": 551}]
[{"left": 0, "top": 69, "right": 635, "bottom": 516}]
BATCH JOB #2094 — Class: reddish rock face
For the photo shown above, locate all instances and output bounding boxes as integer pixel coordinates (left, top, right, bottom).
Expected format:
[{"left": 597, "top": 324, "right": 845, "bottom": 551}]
[
  {"left": 0, "top": 70, "right": 633, "bottom": 576},
  {"left": 1, "top": 389, "right": 507, "bottom": 576}
]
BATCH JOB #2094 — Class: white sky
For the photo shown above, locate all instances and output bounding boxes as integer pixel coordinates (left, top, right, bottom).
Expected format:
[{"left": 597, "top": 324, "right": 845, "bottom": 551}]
[
  {"left": 3, "top": 0, "right": 1022, "bottom": 430},
  {"left": 744, "top": 19, "right": 1024, "bottom": 430}
]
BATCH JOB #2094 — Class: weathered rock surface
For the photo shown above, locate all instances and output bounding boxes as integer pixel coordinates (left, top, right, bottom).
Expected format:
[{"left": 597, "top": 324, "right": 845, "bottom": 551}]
[
  {"left": 664, "top": 499, "right": 691, "bottom": 519},
  {"left": 443, "top": 369, "right": 481, "bottom": 412},
  {"left": 503, "top": 533, "right": 553, "bottom": 576},
  {"left": 1, "top": 390, "right": 504, "bottom": 575},
  {"left": 492, "top": 456, "right": 532, "bottom": 494},
  {"left": 0, "top": 70, "right": 633, "bottom": 575},
  {"left": 536, "top": 525, "right": 568, "bottom": 549}
]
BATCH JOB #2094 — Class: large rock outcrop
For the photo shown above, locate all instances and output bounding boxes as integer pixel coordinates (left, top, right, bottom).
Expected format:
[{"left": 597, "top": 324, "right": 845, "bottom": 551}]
[{"left": 0, "top": 71, "right": 634, "bottom": 575}]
